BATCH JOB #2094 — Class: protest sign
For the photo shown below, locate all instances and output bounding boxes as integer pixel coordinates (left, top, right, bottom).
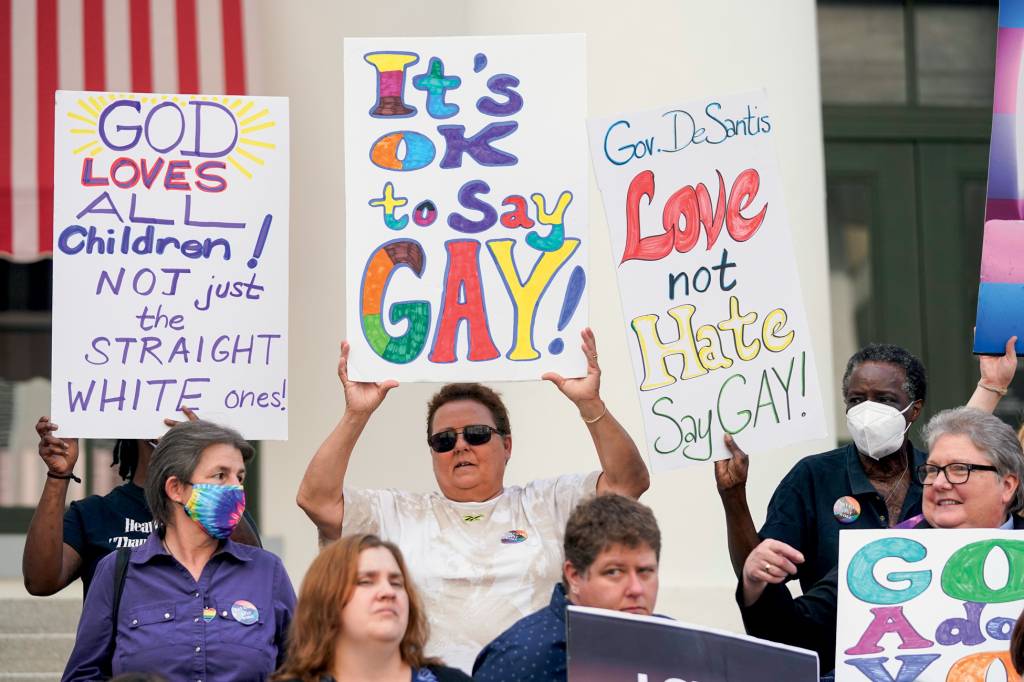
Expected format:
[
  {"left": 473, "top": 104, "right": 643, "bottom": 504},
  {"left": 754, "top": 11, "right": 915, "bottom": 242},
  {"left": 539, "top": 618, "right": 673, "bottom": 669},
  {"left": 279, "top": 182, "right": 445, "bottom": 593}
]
[
  {"left": 343, "top": 35, "right": 588, "bottom": 382},
  {"left": 51, "top": 91, "right": 289, "bottom": 438},
  {"left": 587, "top": 92, "right": 826, "bottom": 471},
  {"left": 836, "top": 529, "right": 1022, "bottom": 681},
  {"left": 567, "top": 605, "right": 819, "bottom": 681},
  {"left": 975, "top": 1, "right": 1024, "bottom": 356}
]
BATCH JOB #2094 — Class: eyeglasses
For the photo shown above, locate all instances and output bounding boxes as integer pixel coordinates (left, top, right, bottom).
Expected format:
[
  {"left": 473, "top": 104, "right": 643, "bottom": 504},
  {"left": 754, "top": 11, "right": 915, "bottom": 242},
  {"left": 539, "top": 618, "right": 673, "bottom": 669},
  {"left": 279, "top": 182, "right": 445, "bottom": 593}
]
[
  {"left": 427, "top": 425, "right": 503, "bottom": 453},
  {"left": 915, "top": 462, "right": 999, "bottom": 485}
]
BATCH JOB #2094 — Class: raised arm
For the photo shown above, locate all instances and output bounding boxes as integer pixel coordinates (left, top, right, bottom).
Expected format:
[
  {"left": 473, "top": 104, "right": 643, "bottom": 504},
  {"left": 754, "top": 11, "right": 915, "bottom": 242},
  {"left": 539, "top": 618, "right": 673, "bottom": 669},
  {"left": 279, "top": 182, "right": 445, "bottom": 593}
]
[
  {"left": 542, "top": 328, "right": 649, "bottom": 498},
  {"left": 22, "top": 417, "right": 83, "bottom": 596},
  {"left": 967, "top": 336, "right": 1017, "bottom": 413},
  {"left": 296, "top": 341, "right": 398, "bottom": 542},
  {"left": 714, "top": 434, "right": 760, "bottom": 580}
]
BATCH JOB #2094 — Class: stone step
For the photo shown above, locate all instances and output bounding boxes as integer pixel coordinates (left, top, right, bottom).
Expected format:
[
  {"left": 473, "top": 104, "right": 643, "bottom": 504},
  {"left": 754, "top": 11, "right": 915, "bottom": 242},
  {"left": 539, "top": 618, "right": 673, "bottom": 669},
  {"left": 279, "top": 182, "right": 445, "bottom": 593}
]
[
  {"left": 0, "top": 675, "right": 62, "bottom": 682},
  {"left": 0, "top": 599, "right": 80, "bottom": 634},
  {"left": 0, "top": 634, "right": 74, "bottom": 674}
]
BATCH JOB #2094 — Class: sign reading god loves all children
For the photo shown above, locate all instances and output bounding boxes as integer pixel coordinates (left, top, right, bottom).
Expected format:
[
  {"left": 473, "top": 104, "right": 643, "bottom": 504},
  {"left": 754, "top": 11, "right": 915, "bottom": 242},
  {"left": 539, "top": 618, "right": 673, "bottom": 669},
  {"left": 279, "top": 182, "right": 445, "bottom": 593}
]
[
  {"left": 587, "top": 92, "right": 826, "bottom": 470},
  {"left": 343, "top": 35, "right": 588, "bottom": 382},
  {"left": 51, "top": 91, "right": 289, "bottom": 439},
  {"left": 836, "top": 529, "right": 1022, "bottom": 681}
]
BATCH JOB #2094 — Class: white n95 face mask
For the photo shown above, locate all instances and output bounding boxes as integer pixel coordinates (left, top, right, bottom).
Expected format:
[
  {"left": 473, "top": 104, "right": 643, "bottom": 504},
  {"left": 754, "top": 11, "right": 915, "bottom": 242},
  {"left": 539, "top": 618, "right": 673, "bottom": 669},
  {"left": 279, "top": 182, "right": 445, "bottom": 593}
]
[{"left": 846, "top": 400, "right": 914, "bottom": 461}]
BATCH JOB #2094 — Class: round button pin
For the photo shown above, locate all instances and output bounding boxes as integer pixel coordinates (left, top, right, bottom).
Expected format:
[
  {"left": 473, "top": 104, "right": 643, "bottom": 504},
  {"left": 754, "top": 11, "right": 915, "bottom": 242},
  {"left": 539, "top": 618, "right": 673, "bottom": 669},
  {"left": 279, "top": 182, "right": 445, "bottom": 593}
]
[
  {"left": 833, "top": 496, "right": 861, "bottom": 524},
  {"left": 231, "top": 599, "right": 259, "bottom": 626}
]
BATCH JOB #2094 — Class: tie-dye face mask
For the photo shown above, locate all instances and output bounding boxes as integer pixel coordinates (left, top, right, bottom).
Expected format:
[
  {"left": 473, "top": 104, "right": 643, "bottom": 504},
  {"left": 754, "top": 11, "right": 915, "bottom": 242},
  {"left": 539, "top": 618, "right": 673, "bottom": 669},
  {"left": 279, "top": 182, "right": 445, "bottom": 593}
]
[{"left": 183, "top": 483, "right": 245, "bottom": 539}]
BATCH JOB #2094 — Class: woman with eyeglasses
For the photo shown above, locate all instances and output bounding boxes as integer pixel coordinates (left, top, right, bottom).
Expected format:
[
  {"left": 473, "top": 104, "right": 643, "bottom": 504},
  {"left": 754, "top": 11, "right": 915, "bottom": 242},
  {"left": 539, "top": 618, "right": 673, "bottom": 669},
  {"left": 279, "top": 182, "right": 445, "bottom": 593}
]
[
  {"left": 273, "top": 534, "right": 470, "bottom": 682},
  {"left": 297, "top": 329, "right": 649, "bottom": 671},
  {"left": 736, "top": 406, "right": 1024, "bottom": 675}
]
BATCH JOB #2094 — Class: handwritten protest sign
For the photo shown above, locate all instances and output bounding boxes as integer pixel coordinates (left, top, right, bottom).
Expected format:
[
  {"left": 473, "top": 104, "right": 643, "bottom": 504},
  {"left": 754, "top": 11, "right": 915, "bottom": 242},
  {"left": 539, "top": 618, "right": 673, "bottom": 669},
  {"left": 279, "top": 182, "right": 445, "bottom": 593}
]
[
  {"left": 975, "top": 1, "right": 1024, "bottom": 356},
  {"left": 837, "top": 529, "right": 1022, "bottom": 681},
  {"left": 587, "top": 92, "right": 826, "bottom": 470},
  {"left": 567, "top": 606, "right": 819, "bottom": 681},
  {"left": 343, "top": 35, "right": 588, "bottom": 382},
  {"left": 51, "top": 91, "right": 289, "bottom": 439}
]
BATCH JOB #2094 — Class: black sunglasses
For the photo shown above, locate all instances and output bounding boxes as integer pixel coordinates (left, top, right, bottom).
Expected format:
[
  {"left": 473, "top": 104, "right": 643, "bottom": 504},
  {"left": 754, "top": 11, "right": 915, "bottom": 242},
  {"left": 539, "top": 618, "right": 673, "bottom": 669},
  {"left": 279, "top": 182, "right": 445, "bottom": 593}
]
[{"left": 427, "top": 425, "right": 503, "bottom": 453}]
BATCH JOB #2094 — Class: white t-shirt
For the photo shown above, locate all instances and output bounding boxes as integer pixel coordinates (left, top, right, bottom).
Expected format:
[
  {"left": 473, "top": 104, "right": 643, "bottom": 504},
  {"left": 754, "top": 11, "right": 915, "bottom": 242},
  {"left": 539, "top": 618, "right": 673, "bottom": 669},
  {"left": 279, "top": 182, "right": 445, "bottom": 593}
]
[{"left": 341, "top": 471, "right": 600, "bottom": 672}]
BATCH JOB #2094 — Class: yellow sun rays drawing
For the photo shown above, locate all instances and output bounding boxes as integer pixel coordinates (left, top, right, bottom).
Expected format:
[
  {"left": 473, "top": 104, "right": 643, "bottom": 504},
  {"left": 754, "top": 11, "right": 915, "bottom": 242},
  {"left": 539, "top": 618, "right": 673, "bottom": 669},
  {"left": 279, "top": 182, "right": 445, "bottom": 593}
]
[{"left": 66, "top": 93, "right": 278, "bottom": 180}]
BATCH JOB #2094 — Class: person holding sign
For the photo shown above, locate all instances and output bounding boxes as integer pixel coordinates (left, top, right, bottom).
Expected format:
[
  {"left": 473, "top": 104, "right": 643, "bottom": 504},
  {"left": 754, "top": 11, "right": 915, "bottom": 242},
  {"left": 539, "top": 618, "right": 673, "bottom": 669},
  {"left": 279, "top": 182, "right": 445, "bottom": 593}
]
[
  {"left": 273, "top": 533, "right": 471, "bottom": 682},
  {"left": 297, "top": 330, "right": 649, "bottom": 672},
  {"left": 737, "top": 406, "right": 1024, "bottom": 673},
  {"left": 473, "top": 493, "right": 661, "bottom": 682},
  {"left": 62, "top": 420, "right": 294, "bottom": 682},
  {"left": 23, "top": 410, "right": 260, "bottom": 600},
  {"left": 717, "top": 343, "right": 931, "bottom": 591}
]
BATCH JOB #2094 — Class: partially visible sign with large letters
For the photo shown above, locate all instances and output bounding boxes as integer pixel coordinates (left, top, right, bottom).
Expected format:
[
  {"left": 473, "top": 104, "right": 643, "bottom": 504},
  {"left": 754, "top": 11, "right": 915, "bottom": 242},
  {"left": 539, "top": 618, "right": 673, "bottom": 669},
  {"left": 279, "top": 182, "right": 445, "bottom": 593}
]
[
  {"left": 567, "top": 606, "right": 819, "bottom": 681},
  {"left": 587, "top": 91, "right": 826, "bottom": 471},
  {"left": 51, "top": 90, "right": 289, "bottom": 438},
  {"left": 837, "top": 529, "right": 1022, "bottom": 681}
]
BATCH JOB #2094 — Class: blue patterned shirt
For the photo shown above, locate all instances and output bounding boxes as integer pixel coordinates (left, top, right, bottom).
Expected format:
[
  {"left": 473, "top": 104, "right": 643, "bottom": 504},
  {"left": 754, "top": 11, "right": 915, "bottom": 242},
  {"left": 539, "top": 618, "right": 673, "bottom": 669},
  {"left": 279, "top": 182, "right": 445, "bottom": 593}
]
[{"left": 473, "top": 583, "right": 570, "bottom": 682}]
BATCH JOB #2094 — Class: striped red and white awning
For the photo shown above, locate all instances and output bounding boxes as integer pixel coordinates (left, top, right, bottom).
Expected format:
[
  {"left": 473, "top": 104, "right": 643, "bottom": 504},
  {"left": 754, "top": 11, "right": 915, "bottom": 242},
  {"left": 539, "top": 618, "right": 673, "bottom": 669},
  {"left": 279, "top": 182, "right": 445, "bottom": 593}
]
[{"left": 0, "top": 0, "right": 260, "bottom": 262}]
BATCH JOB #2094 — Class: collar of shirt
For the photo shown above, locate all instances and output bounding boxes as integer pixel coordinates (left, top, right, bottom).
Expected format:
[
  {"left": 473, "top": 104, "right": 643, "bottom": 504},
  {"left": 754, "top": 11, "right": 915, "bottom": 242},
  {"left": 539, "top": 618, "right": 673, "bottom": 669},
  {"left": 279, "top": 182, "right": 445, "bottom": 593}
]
[
  {"left": 548, "top": 583, "right": 570, "bottom": 623},
  {"left": 844, "top": 442, "right": 927, "bottom": 497},
  {"left": 130, "top": 530, "right": 255, "bottom": 566}
]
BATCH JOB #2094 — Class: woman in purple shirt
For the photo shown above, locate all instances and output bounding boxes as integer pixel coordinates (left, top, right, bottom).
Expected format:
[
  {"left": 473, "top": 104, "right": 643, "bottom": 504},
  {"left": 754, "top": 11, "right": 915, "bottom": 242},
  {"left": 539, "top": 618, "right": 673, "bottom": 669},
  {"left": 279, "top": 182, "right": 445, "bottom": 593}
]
[{"left": 62, "top": 420, "right": 296, "bottom": 682}]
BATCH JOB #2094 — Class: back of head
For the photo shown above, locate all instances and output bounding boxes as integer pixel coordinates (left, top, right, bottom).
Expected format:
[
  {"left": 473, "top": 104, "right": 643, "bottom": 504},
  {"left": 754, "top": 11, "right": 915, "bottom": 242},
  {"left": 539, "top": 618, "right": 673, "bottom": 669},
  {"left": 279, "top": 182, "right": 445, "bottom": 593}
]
[
  {"left": 563, "top": 494, "right": 661, "bottom": 582},
  {"left": 842, "top": 343, "right": 927, "bottom": 403},
  {"left": 274, "top": 534, "right": 437, "bottom": 681},
  {"left": 425, "top": 383, "right": 510, "bottom": 436},
  {"left": 144, "top": 420, "right": 254, "bottom": 528}
]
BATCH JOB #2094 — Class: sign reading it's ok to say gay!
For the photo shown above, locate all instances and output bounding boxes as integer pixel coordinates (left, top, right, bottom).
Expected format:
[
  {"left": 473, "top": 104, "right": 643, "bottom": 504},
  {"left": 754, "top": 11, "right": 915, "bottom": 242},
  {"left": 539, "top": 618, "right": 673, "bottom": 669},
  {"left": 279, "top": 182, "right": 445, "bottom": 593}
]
[
  {"left": 343, "top": 35, "right": 588, "bottom": 382},
  {"left": 51, "top": 91, "right": 289, "bottom": 439}
]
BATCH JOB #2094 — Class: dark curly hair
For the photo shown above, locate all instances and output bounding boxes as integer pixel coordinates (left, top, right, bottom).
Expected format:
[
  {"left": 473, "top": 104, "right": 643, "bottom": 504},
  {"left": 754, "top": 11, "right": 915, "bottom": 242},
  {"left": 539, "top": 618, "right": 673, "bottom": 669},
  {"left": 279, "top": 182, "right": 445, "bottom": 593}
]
[{"left": 842, "top": 343, "right": 927, "bottom": 403}]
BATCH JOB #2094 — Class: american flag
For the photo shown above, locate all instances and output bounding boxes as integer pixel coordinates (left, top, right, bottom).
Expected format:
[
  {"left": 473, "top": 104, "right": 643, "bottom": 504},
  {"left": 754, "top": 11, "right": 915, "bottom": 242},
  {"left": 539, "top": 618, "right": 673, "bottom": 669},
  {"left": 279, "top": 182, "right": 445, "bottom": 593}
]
[{"left": 0, "top": 0, "right": 260, "bottom": 262}]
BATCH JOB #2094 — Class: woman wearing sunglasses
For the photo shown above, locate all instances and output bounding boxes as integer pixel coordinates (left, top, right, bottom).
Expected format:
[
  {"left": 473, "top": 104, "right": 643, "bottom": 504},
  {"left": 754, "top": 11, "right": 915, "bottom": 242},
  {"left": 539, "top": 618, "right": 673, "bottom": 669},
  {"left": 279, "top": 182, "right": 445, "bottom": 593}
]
[
  {"left": 297, "top": 328, "right": 649, "bottom": 672},
  {"left": 737, "top": 406, "right": 1024, "bottom": 674}
]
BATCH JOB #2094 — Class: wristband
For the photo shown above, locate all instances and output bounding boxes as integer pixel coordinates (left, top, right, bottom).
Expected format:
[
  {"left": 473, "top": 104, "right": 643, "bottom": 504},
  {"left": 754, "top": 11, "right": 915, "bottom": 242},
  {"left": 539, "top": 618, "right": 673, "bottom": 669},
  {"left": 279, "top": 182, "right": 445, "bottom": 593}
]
[
  {"left": 582, "top": 406, "right": 608, "bottom": 424},
  {"left": 978, "top": 382, "right": 1009, "bottom": 397},
  {"left": 47, "top": 470, "right": 82, "bottom": 483}
]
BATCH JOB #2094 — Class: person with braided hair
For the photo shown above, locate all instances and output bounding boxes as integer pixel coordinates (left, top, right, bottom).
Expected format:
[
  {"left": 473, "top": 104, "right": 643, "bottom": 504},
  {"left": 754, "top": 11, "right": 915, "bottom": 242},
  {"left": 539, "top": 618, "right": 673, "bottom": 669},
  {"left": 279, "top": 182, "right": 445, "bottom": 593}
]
[{"left": 22, "top": 408, "right": 260, "bottom": 598}]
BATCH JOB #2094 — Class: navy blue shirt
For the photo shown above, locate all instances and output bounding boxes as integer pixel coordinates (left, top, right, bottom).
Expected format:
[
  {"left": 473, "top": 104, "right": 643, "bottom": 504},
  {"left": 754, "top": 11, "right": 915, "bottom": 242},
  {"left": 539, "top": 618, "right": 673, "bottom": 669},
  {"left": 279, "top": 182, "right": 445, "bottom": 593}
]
[
  {"left": 63, "top": 482, "right": 154, "bottom": 596},
  {"left": 473, "top": 584, "right": 570, "bottom": 682},
  {"left": 62, "top": 530, "right": 295, "bottom": 682},
  {"left": 760, "top": 442, "right": 927, "bottom": 592}
]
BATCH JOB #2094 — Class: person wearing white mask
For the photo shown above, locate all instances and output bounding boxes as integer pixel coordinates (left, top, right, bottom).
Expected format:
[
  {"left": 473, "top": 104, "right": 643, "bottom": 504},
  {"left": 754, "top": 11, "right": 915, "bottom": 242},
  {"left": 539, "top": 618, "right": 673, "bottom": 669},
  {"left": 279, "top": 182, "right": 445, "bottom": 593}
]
[{"left": 715, "top": 343, "right": 930, "bottom": 592}]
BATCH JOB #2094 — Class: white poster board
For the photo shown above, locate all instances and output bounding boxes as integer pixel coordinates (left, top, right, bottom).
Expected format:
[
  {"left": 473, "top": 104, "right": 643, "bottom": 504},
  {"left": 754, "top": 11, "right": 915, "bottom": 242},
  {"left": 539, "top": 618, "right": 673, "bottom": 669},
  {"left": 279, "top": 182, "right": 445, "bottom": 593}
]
[
  {"left": 51, "top": 91, "right": 289, "bottom": 439},
  {"left": 343, "top": 35, "right": 588, "bottom": 382},
  {"left": 587, "top": 91, "right": 826, "bottom": 471},
  {"left": 836, "top": 529, "right": 1022, "bottom": 681}
]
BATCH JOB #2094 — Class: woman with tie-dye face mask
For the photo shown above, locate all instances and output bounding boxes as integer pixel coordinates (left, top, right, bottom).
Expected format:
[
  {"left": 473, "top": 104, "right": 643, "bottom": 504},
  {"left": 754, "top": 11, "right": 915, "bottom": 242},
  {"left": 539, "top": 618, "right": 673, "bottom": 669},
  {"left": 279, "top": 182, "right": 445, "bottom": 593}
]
[{"left": 62, "top": 421, "right": 296, "bottom": 682}]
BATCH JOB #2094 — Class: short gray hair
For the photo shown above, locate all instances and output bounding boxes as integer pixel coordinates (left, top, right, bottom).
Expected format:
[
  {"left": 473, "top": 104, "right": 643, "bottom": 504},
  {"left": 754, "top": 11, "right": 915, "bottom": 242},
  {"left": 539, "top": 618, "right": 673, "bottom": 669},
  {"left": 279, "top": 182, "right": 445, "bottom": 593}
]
[
  {"left": 923, "top": 407, "right": 1024, "bottom": 514},
  {"left": 145, "top": 420, "right": 254, "bottom": 527}
]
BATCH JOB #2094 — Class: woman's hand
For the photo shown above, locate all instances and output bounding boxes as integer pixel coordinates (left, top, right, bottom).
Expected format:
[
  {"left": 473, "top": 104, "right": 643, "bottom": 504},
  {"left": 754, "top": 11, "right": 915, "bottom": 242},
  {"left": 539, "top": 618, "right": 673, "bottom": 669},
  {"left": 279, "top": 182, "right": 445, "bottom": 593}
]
[
  {"left": 35, "top": 417, "right": 79, "bottom": 476},
  {"left": 338, "top": 340, "right": 398, "bottom": 416},
  {"left": 542, "top": 328, "right": 603, "bottom": 416},
  {"left": 980, "top": 335, "right": 1018, "bottom": 392}
]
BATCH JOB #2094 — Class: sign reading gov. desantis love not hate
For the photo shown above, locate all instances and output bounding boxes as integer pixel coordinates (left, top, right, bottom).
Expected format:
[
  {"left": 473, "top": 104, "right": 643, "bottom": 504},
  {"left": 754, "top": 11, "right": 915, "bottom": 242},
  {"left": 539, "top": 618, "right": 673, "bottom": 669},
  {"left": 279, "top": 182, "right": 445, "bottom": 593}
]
[
  {"left": 836, "top": 530, "right": 1023, "bottom": 681},
  {"left": 343, "top": 35, "right": 588, "bottom": 382},
  {"left": 587, "top": 92, "right": 826, "bottom": 471},
  {"left": 51, "top": 91, "right": 289, "bottom": 439}
]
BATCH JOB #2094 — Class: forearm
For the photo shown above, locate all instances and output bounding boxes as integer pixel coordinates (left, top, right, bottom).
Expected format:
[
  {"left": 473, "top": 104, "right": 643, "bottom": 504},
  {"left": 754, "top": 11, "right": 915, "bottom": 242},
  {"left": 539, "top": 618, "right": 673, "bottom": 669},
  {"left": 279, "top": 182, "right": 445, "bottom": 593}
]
[
  {"left": 720, "top": 489, "right": 759, "bottom": 580},
  {"left": 296, "top": 410, "right": 372, "bottom": 531},
  {"left": 584, "top": 398, "right": 649, "bottom": 498},
  {"left": 23, "top": 477, "right": 72, "bottom": 595},
  {"left": 967, "top": 382, "right": 1005, "bottom": 413}
]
